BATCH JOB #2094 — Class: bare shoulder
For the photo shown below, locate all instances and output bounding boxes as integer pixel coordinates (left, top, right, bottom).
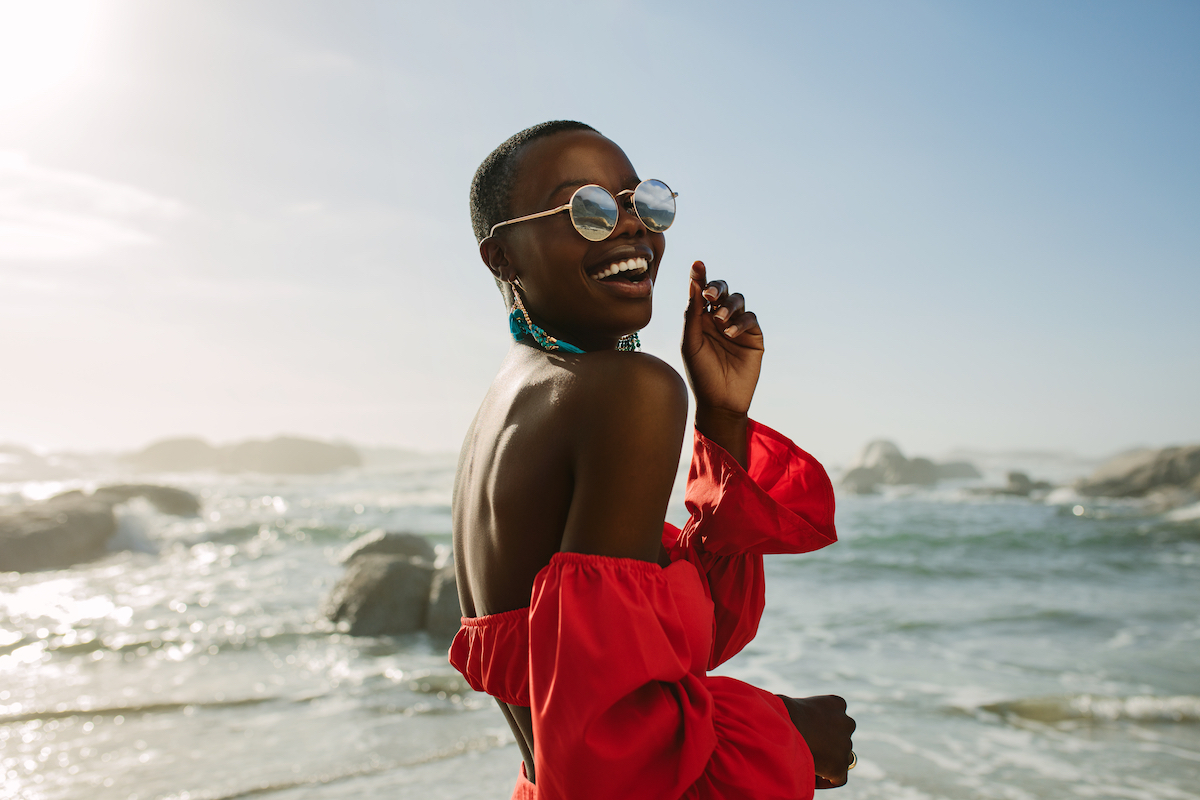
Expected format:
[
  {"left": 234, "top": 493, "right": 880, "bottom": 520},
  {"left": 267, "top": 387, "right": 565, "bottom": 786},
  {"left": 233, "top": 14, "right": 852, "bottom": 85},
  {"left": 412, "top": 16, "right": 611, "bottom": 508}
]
[
  {"left": 562, "top": 351, "right": 687, "bottom": 422},
  {"left": 556, "top": 352, "right": 688, "bottom": 560}
]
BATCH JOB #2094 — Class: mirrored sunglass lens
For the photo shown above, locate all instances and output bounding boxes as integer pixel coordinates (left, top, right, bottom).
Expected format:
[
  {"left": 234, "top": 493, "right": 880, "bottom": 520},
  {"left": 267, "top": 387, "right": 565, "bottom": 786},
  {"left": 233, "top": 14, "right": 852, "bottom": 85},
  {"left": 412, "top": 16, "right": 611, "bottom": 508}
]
[
  {"left": 570, "top": 185, "right": 619, "bottom": 241},
  {"left": 633, "top": 180, "right": 676, "bottom": 233}
]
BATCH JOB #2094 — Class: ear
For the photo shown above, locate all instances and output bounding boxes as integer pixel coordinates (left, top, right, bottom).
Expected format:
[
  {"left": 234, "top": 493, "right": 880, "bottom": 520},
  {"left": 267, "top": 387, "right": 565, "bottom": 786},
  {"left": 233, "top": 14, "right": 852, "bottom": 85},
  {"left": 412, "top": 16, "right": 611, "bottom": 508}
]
[{"left": 479, "top": 236, "right": 518, "bottom": 283}]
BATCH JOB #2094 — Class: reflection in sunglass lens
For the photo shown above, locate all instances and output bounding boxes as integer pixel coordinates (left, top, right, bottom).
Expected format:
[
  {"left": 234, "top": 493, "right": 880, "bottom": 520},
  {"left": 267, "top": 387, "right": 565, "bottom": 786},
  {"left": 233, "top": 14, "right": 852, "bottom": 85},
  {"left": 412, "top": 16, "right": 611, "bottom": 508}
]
[
  {"left": 570, "top": 185, "right": 620, "bottom": 241},
  {"left": 633, "top": 179, "right": 676, "bottom": 233}
]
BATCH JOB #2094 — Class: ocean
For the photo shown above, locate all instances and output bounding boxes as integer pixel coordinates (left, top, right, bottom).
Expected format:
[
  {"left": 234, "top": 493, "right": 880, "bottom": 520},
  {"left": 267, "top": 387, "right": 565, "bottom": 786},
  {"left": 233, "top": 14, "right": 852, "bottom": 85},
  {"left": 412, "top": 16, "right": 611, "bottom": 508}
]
[{"left": 2, "top": 455, "right": 1198, "bottom": 799}]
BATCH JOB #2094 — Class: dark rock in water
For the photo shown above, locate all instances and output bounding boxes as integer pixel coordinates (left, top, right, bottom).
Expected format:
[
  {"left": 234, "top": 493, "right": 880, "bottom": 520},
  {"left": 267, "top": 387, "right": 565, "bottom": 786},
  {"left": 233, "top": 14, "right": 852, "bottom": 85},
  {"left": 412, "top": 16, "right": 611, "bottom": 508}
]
[
  {"left": 426, "top": 563, "right": 462, "bottom": 638},
  {"left": 895, "top": 457, "right": 938, "bottom": 487},
  {"left": 936, "top": 461, "right": 983, "bottom": 480},
  {"left": 1076, "top": 445, "right": 1200, "bottom": 498},
  {"left": 841, "top": 440, "right": 978, "bottom": 494},
  {"left": 324, "top": 555, "right": 435, "bottom": 636},
  {"left": 841, "top": 466, "right": 883, "bottom": 494},
  {"left": 91, "top": 484, "right": 201, "bottom": 516},
  {"left": 0, "top": 484, "right": 201, "bottom": 572},
  {"left": 223, "top": 437, "right": 360, "bottom": 474},
  {"left": 0, "top": 495, "right": 117, "bottom": 572},
  {"left": 1004, "top": 471, "right": 1052, "bottom": 497},
  {"left": 125, "top": 435, "right": 361, "bottom": 475},
  {"left": 124, "top": 438, "right": 220, "bottom": 471},
  {"left": 339, "top": 529, "right": 436, "bottom": 564},
  {"left": 967, "top": 471, "right": 1054, "bottom": 498}
]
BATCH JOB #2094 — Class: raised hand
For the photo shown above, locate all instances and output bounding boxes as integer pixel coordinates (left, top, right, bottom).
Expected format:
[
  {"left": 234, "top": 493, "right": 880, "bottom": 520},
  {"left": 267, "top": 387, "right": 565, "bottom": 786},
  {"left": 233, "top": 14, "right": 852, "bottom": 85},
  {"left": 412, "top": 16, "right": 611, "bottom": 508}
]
[
  {"left": 777, "top": 695, "right": 857, "bottom": 789},
  {"left": 681, "top": 260, "right": 764, "bottom": 465}
]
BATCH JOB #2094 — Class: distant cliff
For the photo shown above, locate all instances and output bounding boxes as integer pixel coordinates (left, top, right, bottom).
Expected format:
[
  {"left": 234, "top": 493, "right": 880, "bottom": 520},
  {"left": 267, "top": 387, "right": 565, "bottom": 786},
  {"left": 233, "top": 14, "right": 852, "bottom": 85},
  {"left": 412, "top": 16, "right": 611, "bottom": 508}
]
[
  {"left": 841, "top": 440, "right": 981, "bottom": 494},
  {"left": 124, "top": 435, "right": 361, "bottom": 474},
  {"left": 1076, "top": 445, "right": 1200, "bottom": 498}
]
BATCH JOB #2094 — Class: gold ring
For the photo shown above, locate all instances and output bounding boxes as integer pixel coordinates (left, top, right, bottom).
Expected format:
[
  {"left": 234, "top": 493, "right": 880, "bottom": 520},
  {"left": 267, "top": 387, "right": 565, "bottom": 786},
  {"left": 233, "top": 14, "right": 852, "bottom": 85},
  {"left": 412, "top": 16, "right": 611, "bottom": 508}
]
[{"left": 848, "top": 750, "right": 857, "bottom": 770}]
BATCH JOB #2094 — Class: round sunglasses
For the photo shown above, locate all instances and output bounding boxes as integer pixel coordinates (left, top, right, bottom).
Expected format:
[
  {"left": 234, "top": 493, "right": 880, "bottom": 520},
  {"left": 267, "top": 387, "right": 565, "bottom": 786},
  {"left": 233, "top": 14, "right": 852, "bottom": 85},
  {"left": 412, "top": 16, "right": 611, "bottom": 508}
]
[{"left": 488, "top": 179, "right": 677, "bottom": 242}]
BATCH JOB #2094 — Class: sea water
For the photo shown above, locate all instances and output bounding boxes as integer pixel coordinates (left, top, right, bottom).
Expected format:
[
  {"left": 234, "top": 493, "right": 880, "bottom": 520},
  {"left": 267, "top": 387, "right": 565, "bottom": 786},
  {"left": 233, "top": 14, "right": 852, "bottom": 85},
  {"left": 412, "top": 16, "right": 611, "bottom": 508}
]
[{"left": 2, "top": 459, "right": 1198, "bottom": 799}]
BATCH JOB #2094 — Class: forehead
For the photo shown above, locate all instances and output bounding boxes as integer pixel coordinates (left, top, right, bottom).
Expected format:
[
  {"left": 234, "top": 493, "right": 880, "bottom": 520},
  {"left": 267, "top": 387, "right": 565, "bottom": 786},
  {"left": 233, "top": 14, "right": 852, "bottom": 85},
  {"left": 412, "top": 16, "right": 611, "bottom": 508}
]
[{"left": 510, "top": 130, "right": 638, "bottom": 210}]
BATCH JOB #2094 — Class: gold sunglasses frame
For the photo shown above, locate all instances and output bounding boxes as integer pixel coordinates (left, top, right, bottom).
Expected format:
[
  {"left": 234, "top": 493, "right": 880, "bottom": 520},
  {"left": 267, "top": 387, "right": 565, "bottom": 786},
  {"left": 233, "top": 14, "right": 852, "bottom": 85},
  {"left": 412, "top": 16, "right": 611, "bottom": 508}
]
[{"left": 487, "top": 179, "right": 678, "bottom": 240}]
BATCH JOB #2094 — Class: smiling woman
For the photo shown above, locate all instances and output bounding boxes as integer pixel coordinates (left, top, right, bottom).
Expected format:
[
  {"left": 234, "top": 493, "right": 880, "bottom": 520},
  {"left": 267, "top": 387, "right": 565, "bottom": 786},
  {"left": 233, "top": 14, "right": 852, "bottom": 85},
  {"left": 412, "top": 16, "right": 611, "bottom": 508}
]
[{"left": 448, "top": 121, "right": 856, "bottom": 799}]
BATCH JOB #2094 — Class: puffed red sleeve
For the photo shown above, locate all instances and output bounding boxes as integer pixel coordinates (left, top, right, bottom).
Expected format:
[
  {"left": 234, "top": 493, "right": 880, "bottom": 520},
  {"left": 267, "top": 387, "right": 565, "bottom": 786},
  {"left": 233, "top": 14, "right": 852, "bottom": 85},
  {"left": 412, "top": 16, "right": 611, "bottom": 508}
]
[
  {"left": 662, "top": 419, "right": 837, "bottom": 668},
  {"left": 529, "top": 552, "right": 814, "bottom": 800}
]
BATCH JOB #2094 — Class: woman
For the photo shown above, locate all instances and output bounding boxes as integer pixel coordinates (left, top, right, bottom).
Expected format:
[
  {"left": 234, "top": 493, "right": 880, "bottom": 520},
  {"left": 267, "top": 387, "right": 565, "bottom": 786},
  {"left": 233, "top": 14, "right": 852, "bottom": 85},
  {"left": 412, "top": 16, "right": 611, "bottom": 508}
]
[{"left": 450, "top": 120, "right": 856, "bottom": 799}]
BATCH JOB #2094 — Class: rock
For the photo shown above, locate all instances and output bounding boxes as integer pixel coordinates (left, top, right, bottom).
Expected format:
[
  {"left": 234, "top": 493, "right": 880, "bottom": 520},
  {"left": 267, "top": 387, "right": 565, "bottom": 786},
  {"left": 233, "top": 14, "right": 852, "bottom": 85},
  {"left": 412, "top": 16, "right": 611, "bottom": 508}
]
[
  {"left": 855, "top": 440, "right": 907, "bottom": 471},
  {"left": 222, "top": 437, "right": 360, "bottom": 474},
  {"left": 841, "top": 466, "right": 883, "bottom": 494},
  {"left": 892, "top": 457, "right": 937, "bottom": 487},
  {"left": 0, "top": 495, "right": 117, "bottom": 572},
  {"left": 1002, "top": 471, "right": 1053, "bottom": 497},
  {"left": 841, "top": 440, "right": 975, "bottom": 493},
  {"left": 426, "top": 563, "right": 462, "bottom": 638},
  {"left": 936, "top": 461, "right": 983, "bottom": 480},
  {"left": 125, "top": 435, "right": 361, "bottom": 475},
  {"left": 1076, "top": 445, "right": 1200, "bottom": 498},
  {"left": 124, "top": 438, "right": 220, "bottom": 471},
  {"left": 90, "top": 484, "right": 201, "bottom": 516},
  {"left": 339, "top": 530, "right": 436, "bottom": 564},
  {"left": 324, "top": 554, "right": 435, "bottom": 636}
]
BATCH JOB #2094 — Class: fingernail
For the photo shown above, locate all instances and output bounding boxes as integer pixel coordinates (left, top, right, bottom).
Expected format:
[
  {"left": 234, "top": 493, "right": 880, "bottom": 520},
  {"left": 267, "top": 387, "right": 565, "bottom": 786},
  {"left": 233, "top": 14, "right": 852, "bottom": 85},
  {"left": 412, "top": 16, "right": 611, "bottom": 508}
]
[
  {"left": 703, "top": 288, "right": 718, "bottom": 301},
  {"left": 713, "top": 307, "right": 730, "bottom": 322},
  {"left": 723, "top": 325, "right": 738, "bottom": 337}
]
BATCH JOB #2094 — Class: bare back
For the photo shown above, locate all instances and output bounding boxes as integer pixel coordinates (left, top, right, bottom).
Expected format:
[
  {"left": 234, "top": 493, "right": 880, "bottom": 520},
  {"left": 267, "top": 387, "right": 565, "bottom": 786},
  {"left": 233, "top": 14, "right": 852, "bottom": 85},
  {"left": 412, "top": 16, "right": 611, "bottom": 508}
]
[{"left": 451, "top": 342, "right": 688, "bottom": 782}]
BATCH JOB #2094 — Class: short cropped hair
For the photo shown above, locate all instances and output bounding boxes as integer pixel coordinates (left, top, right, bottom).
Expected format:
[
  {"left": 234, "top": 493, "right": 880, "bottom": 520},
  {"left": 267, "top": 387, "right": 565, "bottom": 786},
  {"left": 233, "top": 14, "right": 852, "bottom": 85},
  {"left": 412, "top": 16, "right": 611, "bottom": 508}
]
[{"left": 470, "top": 120, "right": 599, "bottom": 244}]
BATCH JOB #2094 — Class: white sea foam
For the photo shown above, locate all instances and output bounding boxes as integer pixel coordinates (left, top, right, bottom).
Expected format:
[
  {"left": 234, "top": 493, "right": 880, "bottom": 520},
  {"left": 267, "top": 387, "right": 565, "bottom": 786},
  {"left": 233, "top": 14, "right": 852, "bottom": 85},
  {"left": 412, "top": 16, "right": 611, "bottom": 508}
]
[{"left": 984, "top": 695, "right": 1200, "bottom": 724}]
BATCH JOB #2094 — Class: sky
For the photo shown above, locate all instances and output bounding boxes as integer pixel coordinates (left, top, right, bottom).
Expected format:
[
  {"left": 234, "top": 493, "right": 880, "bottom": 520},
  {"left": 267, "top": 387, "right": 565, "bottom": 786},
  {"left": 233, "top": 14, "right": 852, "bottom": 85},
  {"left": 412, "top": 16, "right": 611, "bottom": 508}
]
[{"left": 0, "top": 0, "right": 1197, "bottom": 466}]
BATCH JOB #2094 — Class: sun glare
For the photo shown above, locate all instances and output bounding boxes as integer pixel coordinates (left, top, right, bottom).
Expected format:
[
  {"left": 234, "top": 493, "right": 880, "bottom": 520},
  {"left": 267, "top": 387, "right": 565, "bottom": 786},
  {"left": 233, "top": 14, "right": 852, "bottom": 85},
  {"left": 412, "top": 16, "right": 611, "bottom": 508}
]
[{"left": 0, "top": 0, "right": 104, "bottom": 115}]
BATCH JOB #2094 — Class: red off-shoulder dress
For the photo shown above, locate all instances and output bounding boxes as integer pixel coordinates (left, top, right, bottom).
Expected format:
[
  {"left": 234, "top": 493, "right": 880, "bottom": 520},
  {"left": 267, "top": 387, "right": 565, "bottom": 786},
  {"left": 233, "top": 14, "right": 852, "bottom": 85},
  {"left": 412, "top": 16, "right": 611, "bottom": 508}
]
[{"left": 449, "top": 420, "right": 837, "bottom": 799}]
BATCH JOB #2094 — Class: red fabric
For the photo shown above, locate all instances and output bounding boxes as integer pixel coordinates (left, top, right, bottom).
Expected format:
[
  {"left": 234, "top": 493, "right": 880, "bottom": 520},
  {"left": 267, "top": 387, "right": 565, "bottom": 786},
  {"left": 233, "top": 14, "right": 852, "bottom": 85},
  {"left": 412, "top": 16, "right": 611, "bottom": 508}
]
[
  {"left": 512, "top": 764, "right": 536, "bottom": 800},
  {"left": 664, "top": 419, "right": 838, "bottom": 668},
  {"left": 448, "top": 420, "right": 837, "bottom": 799},
  {"left": 450, "top": 606, "right": 530, "bottom": 706}
]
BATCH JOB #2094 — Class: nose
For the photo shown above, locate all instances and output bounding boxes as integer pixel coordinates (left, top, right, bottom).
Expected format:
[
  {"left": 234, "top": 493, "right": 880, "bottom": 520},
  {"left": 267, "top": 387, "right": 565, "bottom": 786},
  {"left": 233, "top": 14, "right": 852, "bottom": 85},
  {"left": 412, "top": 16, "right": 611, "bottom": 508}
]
[{"left": 610, "top": 193, "right": 646, "bottom": 238}]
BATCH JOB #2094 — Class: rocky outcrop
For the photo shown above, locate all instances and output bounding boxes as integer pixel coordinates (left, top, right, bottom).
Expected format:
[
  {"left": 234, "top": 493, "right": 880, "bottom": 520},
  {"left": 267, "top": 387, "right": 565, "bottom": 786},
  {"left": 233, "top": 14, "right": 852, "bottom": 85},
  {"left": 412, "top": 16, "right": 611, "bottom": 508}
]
[
  {"left": 0, "top": 494, "right": 116, "bottom": 572},
  {"left": 90, "top": 484, "right": 201, "bottom": 516},
  {"left": 125, "top": 436, "right": 361, "bottom": 475},
  {"left": 126, "top": 438, "right": 220, "bottom": 471},
  {"left": 338, "top": 529, "right": 436, "bottom": 564},
  {"left": 968, "top": 471, "right": 1054, "bottom": 498},
  {"left": 0, "top": 484, "right": 200, "bottom": 572},
  {"left": 426, "top": 565, "right": 461, "bottom": 639},
  {"left": 1076, "top": 445, "right": 1200, "bottom": 498},
  {"left": 841, "top": 440, "right": 981, "bottom": 494},
  {"left": 936, "top": 461, "right": 984, "bottom": 480},
  {"left": 325, "top": 530, "right": 462, "bottom": 637},
  {"left": 324, "top": 554, "right": 435, "bottom": 636}
]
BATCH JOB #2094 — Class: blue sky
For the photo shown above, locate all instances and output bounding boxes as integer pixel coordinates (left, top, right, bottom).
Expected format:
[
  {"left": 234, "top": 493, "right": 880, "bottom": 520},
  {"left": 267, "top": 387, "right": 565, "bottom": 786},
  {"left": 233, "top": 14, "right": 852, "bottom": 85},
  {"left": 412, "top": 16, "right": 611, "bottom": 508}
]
[{"left": 0, "top": 0, "right": 1196, "bottom": 464}]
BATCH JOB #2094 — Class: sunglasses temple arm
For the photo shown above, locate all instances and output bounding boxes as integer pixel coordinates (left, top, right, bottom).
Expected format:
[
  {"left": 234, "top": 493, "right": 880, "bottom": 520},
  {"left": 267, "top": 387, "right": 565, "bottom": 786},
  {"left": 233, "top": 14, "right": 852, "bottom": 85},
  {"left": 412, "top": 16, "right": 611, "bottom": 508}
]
[{"left": 488, "top": 202, "right": 573, "bottom": 237}]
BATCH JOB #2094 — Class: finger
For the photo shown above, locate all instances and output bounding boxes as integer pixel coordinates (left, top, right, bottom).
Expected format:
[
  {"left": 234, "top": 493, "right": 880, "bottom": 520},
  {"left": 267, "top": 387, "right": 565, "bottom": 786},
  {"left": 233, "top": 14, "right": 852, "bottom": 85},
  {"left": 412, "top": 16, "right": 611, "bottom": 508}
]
[
  {"left": 689, "top": 260, "right": 707, "bottom": 287},
  {"left": 711, "top": 292, "right": 745, "bottom": 325},
  {"left": 702, "top": 279, "right": 728, "bottom": 306},
  {"left": 721, "top": 310, "right": 759, "bottom": 339},
  {"left": 686, "top": 268, "right": 705, "bottom": 319}
]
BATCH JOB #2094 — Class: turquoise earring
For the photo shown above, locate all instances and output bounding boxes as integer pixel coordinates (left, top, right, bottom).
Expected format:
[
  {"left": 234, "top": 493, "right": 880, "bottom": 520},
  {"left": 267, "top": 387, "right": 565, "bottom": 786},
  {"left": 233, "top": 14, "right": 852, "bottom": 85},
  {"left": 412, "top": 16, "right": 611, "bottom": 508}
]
[
  {"left": 509, "top": 290, "right": 585, "bottom": 354},
  {"left": 507, "top": 285, "right": 641, "bottom": 354}
]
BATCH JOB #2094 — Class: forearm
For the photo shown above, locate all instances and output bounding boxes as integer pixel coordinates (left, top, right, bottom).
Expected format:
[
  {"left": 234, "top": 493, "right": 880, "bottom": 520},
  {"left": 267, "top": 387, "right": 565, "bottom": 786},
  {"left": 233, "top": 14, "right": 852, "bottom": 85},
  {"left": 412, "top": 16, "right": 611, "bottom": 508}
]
[{"left": 694, "top": 405, "right": 749, "bottom": 469}]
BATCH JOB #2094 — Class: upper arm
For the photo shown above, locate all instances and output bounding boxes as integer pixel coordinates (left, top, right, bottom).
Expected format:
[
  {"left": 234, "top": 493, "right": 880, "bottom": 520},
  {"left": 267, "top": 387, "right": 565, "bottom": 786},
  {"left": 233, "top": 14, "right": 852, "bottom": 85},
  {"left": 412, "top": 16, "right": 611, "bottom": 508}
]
[{"left": 559, "top": 355, "right": 688, "bottom": 562}]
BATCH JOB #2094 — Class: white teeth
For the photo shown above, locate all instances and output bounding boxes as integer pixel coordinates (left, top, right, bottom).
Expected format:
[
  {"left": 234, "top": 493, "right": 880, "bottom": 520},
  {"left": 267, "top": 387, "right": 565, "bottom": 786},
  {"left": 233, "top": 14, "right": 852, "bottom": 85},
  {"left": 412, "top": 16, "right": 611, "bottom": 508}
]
[{"left": 592, "top": 257, "right": 649, "bottom": 280}]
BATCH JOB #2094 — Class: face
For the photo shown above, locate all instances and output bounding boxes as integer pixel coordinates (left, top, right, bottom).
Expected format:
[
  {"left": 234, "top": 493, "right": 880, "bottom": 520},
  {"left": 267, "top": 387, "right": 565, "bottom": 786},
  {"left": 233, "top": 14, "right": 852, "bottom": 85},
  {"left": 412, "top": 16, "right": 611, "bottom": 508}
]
[{"left": 481, "top": 130, "right": 666, "bottom": 351}]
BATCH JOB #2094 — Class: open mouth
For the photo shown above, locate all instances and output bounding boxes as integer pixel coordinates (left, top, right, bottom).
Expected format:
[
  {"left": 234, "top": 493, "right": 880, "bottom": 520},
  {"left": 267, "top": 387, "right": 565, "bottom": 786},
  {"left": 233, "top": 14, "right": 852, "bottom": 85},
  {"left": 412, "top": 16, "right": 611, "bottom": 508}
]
[{"left": 591, "top": 257, "right": 650, "bottom": 283}]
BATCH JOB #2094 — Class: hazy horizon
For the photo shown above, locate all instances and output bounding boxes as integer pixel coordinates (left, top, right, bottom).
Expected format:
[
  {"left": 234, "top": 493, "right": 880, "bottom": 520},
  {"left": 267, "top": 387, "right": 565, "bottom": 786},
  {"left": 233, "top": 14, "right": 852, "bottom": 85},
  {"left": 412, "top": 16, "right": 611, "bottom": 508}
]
[{"left": 2, "top": 1, "right": 1197, "bottom": 467}]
